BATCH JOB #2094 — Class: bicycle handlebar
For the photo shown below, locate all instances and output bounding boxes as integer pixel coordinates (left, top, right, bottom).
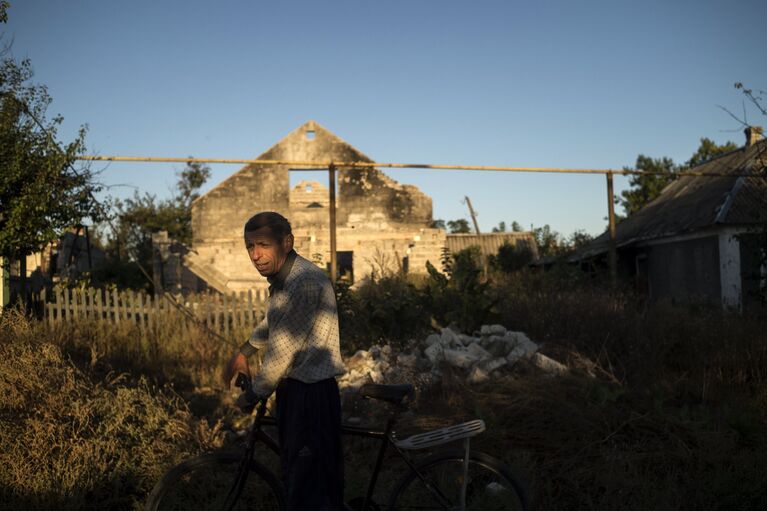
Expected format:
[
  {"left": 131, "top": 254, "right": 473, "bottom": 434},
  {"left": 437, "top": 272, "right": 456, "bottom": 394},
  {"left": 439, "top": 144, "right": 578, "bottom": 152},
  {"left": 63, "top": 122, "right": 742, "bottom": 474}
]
[{"left": 234, "top": 372, "right": 269, "bottom": 417}]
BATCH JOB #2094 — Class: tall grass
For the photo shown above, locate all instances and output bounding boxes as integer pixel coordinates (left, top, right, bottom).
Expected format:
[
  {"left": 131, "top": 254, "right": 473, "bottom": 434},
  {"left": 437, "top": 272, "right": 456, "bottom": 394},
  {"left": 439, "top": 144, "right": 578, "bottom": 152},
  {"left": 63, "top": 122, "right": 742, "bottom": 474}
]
[
  {"left": 0, "top": 309, "right": 226, "bottom": 510},
  {"left": 2, "top": 267, "right": 766, "bottom": 509}
]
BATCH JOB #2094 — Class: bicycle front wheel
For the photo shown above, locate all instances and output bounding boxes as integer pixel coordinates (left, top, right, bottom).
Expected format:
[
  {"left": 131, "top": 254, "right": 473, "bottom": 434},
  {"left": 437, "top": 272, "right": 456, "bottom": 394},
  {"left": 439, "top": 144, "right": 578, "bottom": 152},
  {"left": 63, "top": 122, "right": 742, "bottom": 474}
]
[
  {"left": 388, "top": 449, "right": 529, "bottom": 511},
  {"left": 145, "top": 452, "right": 285, "bottom": 511}
]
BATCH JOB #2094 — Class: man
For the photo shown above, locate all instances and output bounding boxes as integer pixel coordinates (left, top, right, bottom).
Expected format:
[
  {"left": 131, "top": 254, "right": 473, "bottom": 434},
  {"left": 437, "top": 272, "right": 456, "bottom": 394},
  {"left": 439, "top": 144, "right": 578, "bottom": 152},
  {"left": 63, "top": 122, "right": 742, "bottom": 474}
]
[{"left": 222, "top": 211, "right": 346, "bottom": 511}]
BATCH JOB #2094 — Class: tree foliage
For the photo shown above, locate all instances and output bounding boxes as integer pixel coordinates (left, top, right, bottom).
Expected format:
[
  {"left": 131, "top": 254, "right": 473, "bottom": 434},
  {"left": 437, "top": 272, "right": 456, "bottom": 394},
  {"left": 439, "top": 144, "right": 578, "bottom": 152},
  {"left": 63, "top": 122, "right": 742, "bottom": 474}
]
[
  {"left": 619, "top": 138, "right": 737, "bottom": 218},
  {"left": 489, "top": 241, "right": 533, "bottom": 273},
  {"left": 102, "top": 160, "right": 210, "bottom": 280},
  {"left": 686, "top": 137, "right": 737, "bottom": 167},
  {"left": 0, "top": 51, "right": 100, "bottom": 259},
  {"left": 618, "top": 155, "right": 677, "bottom": 217},
  {"left": 447, "top": 218, "right": 471, "bottom": 233}
]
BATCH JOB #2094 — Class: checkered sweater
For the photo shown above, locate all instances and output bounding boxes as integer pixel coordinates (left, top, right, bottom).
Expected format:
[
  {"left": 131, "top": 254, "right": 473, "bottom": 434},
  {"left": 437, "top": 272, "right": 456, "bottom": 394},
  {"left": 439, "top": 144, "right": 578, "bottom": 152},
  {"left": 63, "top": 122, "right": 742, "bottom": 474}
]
[{"left": 243, "top": 253, "right": 346, "bottom": 397}]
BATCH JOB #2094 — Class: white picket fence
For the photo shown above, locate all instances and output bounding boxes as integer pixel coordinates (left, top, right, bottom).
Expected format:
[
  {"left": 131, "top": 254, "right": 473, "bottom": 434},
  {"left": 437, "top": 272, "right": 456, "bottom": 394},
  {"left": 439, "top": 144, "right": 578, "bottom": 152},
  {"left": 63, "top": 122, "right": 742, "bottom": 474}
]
[{"left": 41, "top": 286, "right": 268, "bottom": 336}]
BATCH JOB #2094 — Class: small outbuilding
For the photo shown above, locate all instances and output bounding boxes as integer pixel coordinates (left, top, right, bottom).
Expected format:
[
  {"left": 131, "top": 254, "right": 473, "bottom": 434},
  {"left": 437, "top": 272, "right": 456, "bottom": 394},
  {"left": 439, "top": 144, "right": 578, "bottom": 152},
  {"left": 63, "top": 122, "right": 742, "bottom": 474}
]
[{"left": 576, "top": 127, "right": 767, "bottom": 311}]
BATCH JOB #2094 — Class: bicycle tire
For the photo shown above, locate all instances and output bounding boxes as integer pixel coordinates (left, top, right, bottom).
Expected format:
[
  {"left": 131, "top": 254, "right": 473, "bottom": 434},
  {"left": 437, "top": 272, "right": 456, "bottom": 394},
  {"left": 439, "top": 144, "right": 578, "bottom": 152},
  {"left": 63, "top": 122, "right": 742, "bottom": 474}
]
[
  {"left": 145, "top": 452, "right": 286, "bottom": 511},
  {"left": 387, "top": 449, "right": 530, "bottom": 511}
]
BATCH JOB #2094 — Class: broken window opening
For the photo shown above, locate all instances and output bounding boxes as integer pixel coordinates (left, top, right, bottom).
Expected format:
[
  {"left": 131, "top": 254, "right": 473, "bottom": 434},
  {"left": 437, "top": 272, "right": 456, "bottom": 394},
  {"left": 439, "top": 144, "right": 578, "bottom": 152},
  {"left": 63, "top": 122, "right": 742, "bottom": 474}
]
[{"left": 305, "top": 130, "right": 316, "bottom": 141}]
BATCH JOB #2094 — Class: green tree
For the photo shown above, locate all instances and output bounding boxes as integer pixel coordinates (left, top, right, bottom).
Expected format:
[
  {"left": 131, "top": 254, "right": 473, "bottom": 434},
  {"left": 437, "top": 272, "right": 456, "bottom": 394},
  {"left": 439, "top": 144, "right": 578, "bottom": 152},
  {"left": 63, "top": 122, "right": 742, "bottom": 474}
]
[
  {"left": 491, "top": 221, "right": 507, "bottom": 233},
  {"left": 686, "top": 137, "right": 738, "bottom": 167},
  {"left": 489, "top": 241, "right": 533, "bottom": 273},
  {"left": 102, "top": 160, "right": 210, "bottom": 285},
  {"left": 532, "top": 224, "right": 562, "bottom": 258},
  {"left": 567, "top": 229, "right": 593, "bottom": 251},
  {"left": 447, "top": 218, "right": 471, "bottom": 233},
  {"left": 0, "top": 51, "right": 100, "bottom": 262},
  {"left": 511, "top": 221, "right": 523, "bottom": 232},
  {"left": 618, "top": 155, "right": 677, "bottom": 217},
  {"left": 430, "top": 218, "right": 446, "bottom": 229},
  {"left": 619, "top": 138, "right": 737, "bottom": 217}
]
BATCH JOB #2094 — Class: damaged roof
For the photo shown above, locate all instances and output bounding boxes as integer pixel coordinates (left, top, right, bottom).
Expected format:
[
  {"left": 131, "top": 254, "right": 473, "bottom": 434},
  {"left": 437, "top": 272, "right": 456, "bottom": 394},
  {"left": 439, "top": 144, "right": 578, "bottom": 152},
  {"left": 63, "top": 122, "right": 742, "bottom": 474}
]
[{"left": 578, "top": 137, "right": 767, "bottom": 258}]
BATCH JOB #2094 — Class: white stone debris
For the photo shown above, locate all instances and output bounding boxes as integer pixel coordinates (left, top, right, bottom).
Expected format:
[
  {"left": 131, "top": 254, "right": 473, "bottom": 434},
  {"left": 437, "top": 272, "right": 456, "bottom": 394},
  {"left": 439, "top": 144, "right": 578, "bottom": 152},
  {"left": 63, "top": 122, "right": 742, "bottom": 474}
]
[
  {"left": 505, "top": 332, "right": 539, "bottom": 364},
  {"left": 466, "top": 342, "right": 493, "bottom": 361},
  {"left": 338, "top": 324, "right": 565, "bottom": 393},
  {"left": 467, "top": 357, "right": 508, "bottom": 384},
  {"left": 480, "top": 324, "right": 507, "bottom": 336},
  {"left": 440, "top": 327, "right": 462, "bottom": 348},
  {"left": 444, "top": 348, "right": 478, "bottom": 369},
  {"left": 531, "top": 352, "right": 568, "bottom": 376}
]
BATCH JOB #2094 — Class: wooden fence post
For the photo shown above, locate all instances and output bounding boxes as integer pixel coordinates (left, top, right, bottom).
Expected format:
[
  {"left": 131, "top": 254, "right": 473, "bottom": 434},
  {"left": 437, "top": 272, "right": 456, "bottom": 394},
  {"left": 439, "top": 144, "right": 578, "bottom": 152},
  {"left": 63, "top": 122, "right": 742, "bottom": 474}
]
[
  {"left": 112, "top": 288, "right": 120, "bottom": 324},
  {"left": 247, "top": 290, "right": 253, "bottom": 329}
]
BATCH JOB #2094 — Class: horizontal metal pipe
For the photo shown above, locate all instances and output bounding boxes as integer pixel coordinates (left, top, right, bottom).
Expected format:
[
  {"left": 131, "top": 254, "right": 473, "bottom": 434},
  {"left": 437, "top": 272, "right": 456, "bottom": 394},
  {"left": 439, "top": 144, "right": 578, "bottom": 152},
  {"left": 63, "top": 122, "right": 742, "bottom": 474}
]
[{"left": 75, "top": 155, "right": 764, "bottom": 178}]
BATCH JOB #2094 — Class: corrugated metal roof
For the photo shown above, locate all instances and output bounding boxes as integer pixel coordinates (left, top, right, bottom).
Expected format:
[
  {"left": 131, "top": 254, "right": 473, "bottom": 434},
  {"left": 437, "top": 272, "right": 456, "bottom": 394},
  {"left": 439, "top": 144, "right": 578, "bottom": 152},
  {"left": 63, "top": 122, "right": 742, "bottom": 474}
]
[
  {"left": 577, "top": 139, "right": 767, "bottom": 258},
  {"left": 446, "top": 232, "right": 539, "bottom": 260}
]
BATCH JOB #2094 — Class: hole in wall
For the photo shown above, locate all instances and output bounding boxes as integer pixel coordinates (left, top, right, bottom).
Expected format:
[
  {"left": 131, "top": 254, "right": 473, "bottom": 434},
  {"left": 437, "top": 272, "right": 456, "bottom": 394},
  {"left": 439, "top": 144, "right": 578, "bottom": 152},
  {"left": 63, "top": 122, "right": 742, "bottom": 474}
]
[{"left": 306, "top": 130, "right": 316, "bottom": 141}]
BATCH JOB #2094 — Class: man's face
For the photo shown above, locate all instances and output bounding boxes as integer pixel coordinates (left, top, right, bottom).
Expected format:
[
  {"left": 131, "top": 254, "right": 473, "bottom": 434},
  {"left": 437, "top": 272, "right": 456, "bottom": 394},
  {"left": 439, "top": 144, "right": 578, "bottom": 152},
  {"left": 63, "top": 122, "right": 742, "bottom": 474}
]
[{"left": 244, "top": 227, "right": 294, "bottom": 277}]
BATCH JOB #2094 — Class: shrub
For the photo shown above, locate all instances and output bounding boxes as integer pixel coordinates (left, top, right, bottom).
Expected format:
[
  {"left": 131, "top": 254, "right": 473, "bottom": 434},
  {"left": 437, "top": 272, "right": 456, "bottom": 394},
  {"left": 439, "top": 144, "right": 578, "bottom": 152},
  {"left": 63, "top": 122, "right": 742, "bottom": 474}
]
[
  {"left": 425, "top": 246, "right": 497, "bottom": 333},
  {"left": 488, "top": 241, "right": 534, "bottom": 273},
  {"left": 337, "top": 275, "right": 430, "bottom": 353}
]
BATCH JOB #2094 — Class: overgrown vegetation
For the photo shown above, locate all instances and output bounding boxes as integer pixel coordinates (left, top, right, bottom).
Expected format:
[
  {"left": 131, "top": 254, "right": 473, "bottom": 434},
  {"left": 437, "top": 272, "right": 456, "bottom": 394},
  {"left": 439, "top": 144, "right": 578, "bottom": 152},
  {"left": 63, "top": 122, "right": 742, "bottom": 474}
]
[
  {"left": 338, "top": 247, "right": 498, "bottom": 352},
  {"left": 2, "top": 248, "right": 766, "bottom": 509},
  {"left": 0, "top": 309, "right": 224, "bottom": 511}
]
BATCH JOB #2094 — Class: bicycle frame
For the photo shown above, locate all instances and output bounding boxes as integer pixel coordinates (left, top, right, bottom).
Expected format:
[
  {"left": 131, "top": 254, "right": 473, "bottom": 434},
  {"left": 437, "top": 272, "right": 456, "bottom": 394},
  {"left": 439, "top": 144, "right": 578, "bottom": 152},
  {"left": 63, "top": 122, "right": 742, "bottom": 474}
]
[{"left": 230, "top": 400, "right": 456, "bottom": 511}]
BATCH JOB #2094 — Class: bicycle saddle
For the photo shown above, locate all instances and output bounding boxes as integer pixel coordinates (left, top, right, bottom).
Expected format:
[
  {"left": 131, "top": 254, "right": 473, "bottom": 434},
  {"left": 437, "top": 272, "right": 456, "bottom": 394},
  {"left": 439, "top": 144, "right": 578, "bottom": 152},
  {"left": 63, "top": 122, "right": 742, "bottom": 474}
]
[{"left": 358, "top": 383, "right": 414, "bottom": 404}]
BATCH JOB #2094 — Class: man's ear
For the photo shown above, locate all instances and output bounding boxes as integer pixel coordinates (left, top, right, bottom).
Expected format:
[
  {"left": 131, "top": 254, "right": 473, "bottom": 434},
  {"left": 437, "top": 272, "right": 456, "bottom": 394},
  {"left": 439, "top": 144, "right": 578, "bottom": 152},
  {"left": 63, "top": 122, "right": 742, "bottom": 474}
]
[{"left": 283, "top": 233, "right": 294, "bottom": 252}]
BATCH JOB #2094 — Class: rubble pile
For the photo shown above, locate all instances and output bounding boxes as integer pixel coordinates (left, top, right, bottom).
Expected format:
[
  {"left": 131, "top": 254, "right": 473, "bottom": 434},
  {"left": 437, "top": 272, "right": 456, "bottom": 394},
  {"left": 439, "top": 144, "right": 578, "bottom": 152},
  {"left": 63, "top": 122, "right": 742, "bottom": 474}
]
[{"left": 337, "top": 324, "right": 569, "bottom": 391}]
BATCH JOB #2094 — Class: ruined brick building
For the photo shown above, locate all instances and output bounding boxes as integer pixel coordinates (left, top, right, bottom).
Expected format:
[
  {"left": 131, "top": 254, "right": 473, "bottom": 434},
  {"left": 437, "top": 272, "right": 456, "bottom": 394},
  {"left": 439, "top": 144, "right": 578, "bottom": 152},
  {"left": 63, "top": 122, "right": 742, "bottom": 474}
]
[{"left": 157, "top": 121, "right": 446, "bottom": 294}]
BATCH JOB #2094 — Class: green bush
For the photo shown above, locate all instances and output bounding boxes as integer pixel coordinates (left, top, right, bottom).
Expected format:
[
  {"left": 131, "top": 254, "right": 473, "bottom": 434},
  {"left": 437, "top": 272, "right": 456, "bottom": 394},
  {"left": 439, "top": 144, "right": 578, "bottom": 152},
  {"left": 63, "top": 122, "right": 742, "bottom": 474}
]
[
  {"left": 425, "top": 246, "right": 497, "bottom": 333},
  {"left": 488, "top": 241, "right": 534, "bottom": 273},
  {"left": 337, "top": 275, "right": 430, "bottom": 353}
]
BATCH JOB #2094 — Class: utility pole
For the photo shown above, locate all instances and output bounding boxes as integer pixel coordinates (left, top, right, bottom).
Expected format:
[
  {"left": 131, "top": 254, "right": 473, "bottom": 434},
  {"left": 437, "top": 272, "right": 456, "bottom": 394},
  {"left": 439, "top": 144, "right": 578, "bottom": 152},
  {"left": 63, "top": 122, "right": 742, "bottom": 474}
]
[
  {"left": 464, "top": 196, "right": 481, "bottom": 235},
  {"left": 606, "top": 172, "right": 617, "bottom": 284},
  {"left": 328, "top": 163, "right": 338, "bottom": 286}
]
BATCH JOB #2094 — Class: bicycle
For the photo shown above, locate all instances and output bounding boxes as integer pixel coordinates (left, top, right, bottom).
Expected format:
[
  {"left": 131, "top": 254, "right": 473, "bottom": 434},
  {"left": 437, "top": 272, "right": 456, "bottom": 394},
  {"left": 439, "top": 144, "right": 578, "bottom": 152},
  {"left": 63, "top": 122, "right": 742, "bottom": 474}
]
[{"left": 145, "top": 374, "right": 530, "bottom": 510}]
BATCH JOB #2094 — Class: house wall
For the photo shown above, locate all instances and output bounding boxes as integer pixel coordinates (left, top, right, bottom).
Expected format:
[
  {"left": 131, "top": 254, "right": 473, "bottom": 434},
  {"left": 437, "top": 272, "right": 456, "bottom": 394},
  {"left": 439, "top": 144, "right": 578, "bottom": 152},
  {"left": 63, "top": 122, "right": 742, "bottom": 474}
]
[
  {"left": 644, "top": 235, "right": 721, "bottom": 305},
  {"left": 190, "top": 164, "right": 290, "bottom": 244},
  {"left": 737, "top": 232, "right": 766, "bottom": 312},
  {"left": 184, "top": 122, "right": 444, "bottom": 293}
]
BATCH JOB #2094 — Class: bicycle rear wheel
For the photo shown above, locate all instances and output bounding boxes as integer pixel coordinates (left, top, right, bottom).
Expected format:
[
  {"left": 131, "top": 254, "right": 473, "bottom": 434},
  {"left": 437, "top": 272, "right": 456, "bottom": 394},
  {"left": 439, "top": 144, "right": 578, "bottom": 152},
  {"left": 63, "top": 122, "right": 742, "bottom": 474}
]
[
  {"left": 145, "top": 452, "right": 285, "bottom": 511},
  {"left": 388, "top": 449, "right": 529, "bottom": 511}
]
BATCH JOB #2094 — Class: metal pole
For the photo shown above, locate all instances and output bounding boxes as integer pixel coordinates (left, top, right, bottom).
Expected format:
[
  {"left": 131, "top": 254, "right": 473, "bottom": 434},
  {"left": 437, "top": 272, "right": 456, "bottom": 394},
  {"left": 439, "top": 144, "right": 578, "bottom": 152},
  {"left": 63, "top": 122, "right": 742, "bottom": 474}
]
[
  {"left": 328, "top": 163, "right": 337, "bottom": 286},
  {"left": 464, "top": 196, "right": 481, "bottom": 235},
  {"left": 75, "top": 155, "right": 763, "bottom": 178},
  {"left": 606, "top": 172, "right": 617, "bottom": 284}
]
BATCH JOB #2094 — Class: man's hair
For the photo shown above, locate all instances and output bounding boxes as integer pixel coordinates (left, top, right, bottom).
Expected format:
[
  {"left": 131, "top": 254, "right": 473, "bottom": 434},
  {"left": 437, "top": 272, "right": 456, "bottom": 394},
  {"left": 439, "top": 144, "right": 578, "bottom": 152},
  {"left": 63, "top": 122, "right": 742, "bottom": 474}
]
[{"left": 244, "top": 211, "right": 292, "bottom": 240}]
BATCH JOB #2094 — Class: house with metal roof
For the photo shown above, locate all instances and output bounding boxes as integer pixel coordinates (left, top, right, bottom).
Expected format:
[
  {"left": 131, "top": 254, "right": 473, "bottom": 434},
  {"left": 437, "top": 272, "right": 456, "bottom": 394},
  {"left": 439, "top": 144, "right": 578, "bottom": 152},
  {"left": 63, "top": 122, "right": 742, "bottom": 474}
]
[{"left": 576, "top": 127, "right": 767, "bottom": 311}]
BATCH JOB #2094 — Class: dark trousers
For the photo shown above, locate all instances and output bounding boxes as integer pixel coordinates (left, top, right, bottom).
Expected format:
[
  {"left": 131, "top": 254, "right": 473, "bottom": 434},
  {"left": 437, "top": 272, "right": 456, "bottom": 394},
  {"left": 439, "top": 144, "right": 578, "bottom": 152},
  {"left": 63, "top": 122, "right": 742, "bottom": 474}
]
[{"left": 275, "top": 377, "right": 344, "bottom": 511}]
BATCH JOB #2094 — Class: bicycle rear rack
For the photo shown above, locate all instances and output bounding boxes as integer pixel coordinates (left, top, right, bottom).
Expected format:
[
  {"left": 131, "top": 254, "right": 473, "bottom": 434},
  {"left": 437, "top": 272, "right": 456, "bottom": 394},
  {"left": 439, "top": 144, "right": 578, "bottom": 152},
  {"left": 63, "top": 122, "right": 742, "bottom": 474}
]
[{"left": 394, "top": 419, "right": 486, "bottom": 450}]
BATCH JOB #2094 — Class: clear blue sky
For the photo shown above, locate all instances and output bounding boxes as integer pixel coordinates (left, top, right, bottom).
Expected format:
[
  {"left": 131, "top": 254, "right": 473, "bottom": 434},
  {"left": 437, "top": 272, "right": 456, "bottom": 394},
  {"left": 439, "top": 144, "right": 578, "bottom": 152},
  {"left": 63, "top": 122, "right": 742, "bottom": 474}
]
[{"left": 5, "top": 0, "right": 766, "bottom": 237}]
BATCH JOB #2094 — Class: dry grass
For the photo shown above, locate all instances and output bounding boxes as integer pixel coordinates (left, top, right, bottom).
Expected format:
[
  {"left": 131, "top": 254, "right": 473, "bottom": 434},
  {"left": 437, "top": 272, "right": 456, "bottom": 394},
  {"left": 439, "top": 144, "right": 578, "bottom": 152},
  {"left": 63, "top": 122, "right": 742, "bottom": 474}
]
[
  {"left": 0, "top": 309, "right": 224, "bottom": 510},
  {"left": 2, "top": 271, "right": 767, "bottom": 510}
]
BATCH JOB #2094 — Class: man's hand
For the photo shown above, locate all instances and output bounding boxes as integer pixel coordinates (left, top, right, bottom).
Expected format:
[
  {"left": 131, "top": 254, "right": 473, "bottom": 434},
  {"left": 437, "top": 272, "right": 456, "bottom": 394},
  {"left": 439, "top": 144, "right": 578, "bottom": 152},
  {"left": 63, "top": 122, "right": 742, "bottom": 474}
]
[{"left": 222, "top": 351, "right": 250, "bottom": 389}]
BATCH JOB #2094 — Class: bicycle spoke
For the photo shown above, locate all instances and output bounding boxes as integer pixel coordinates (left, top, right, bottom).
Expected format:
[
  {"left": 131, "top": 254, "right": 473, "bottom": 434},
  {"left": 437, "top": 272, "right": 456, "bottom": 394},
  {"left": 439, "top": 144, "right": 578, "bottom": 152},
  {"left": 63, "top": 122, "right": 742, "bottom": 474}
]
[
  {"left": 150, "top": 455, "right": 283, "bottom": 511},
  {"left": 392, "top": 459, "right": 524, "bottom": 511}
]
